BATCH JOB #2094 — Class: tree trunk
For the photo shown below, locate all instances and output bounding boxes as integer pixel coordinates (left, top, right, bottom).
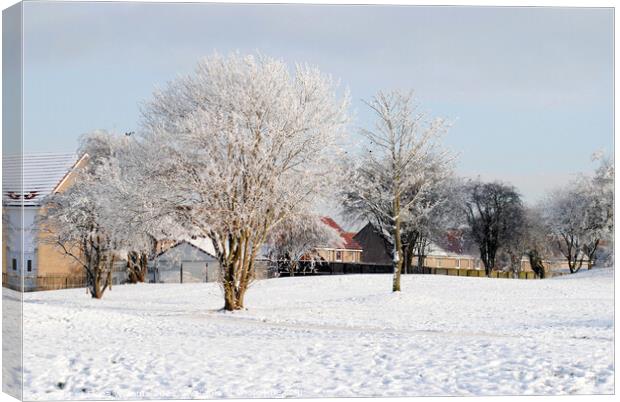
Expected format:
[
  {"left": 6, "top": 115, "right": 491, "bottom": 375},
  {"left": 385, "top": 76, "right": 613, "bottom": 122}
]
[
  {"left": 89, "top": 254, "right": 114, "bottom": 299},
  {"left": 222, "top": 256, "right": 239, "bottom": 310},
  {"left": 223, "top": 283, "right": 237, "bottom": 311},
  {"left": 222, "top": 258, "right": 237, "bottom": 310},
  {"left": 392, "top": 196, "right": 403, "bottom": 292},
  {"left": 509, "top": 252, "right": 520, "bottom": 279},
  {"left": 584, "top": 239, "right": 599, "bottom": 270},
  {"left": 527, "top": 250, "right": 545, "bottom": 279},
  {"left": 221, "top": 235, "right": 257, "bottom": 311},
  {"left": 405, "top": 242, "right": 417, "bottom": 274},
  {"left": 128, "top": 251, "right": 148, "bottom": 283},
  {"left": 416, "top": 254, "right": 426, "bottom": 274},
  {"left": 140, "top": 253, "right": 148, "bottom": 281},
  {"left": 213, "top": 225, "right": 269, "bottom": 311},
  {"left": 561, "top": 235, "right": 583, "bottom": 274},
  {"left": 92, "top": 272, "right": 102, "bottom": 299},
  {"left": 223, "top": 262, "right": 253, "bottom": 310}
]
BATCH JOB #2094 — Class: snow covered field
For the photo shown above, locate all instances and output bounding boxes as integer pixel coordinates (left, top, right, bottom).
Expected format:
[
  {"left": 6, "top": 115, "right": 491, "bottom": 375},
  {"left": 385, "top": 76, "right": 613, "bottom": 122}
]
[{"left": 16, "top": 268, "right": 614, "bottom": 399}]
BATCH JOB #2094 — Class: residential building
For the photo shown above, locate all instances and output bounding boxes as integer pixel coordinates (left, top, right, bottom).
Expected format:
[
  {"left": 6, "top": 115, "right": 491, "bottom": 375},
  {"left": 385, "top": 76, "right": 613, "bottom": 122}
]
[
  {"left": 315, "top": 217, "right": 363, "bottom": 263},
  {"left": 2, "top": 153, "right": 89, "bottom": 290},
  {"left": 351, "top": 222, "right": 584, "bottom": 274},
  {"left": 353, "top": 223, "right": 391, "bottom": 264}
]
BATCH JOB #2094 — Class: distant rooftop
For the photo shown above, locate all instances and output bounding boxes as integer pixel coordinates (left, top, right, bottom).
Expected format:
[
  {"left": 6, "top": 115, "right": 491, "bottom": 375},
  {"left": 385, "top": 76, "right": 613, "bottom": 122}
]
[
  {"left": 321, "top": 216, "right": 363, "bottom": 250},
  {"left": 2, "top": 153, "right": 80, "bottom": 206}
]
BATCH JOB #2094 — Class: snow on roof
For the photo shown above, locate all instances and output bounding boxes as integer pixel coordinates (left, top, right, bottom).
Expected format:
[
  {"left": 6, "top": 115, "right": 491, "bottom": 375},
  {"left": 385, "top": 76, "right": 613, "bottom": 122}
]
[
  {"left": 153, "top": 240, "right": 217, "bottom": 262},
  {"left": 2, "top": 153, "right": 81, "bottom": 206},
  {"left": 320, "top": 216, "right": 363, "bottom": 250},
  {"left": 185, "top": 236, "right": 216, "bottom": 257},
  {"left": 425, "top": 242, "right": 477, "bottom": 259}
]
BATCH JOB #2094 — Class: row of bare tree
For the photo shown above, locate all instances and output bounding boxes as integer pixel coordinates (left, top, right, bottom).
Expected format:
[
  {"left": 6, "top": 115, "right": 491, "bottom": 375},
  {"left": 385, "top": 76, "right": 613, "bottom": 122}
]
[{"left": 339, "top": 90, "right": 613, "bottom": 285}]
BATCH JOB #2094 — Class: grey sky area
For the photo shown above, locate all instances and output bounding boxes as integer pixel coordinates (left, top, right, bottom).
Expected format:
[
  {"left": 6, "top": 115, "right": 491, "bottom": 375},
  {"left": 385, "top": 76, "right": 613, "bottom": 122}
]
[{"left": 13, "top": 2, "right": 614, "bottom": 205}]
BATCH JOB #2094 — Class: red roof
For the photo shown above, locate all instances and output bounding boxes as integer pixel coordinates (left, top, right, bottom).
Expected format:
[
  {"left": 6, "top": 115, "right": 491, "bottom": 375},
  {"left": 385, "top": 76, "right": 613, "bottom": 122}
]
[{"left": 320, "top": 217, "right": 363, "bottom": 250}]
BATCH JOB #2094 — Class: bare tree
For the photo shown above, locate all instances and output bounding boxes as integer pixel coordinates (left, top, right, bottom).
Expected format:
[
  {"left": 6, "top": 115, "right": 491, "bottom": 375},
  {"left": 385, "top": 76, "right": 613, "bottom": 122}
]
[
  {"left": 138, "top": 53, "right": 349, "bottom": 310},
  {"left": 265, "top": 215, "right": 342, "bottom": 276},
  {"left": 462, "top": 181, "right": 523, "bottom": 277},
  {"left": 524, "top": 208, "right": 553, "bottom": 279},
  {"left": 340, "top": 90, "right": 451, "bottom": 291},
  {"left": 499, "top": 206, "right": 550, "bottom": 279},
  {"left": 544, "top": 187, "right": 591, "bottom": 273},
  {"left": 499, "top": 205, "right": 527, "bottom": 278},
  {"left": 408, "top": 177, "right": 464, "bottom": 273}
]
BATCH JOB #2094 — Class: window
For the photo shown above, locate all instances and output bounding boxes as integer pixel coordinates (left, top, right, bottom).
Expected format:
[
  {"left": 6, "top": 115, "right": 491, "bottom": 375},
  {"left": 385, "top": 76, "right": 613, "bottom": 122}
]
[
  {"left": 27, "top": 260, "right": 32, "bottom": 272},
  {"left": 455, "top": 259, "right": 460, "bottom": 268},
  {"left": 335, "top": 251, "right": 342, "bottom": 261},
  {"left": 12, "top": 258, "right": 17, "bottom": 271}
]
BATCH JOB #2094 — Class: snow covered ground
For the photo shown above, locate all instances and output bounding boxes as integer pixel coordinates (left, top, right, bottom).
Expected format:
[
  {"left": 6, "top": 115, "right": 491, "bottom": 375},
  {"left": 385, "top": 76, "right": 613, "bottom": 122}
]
[{"left": 15, "top": 268, "right": 614, "bottom": 399}]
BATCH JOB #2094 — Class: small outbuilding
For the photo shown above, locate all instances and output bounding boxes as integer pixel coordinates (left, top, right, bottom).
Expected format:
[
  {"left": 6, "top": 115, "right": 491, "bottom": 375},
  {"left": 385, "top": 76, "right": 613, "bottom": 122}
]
[{"left": 149, "top": 239, "right": 220, "bottom": 283}]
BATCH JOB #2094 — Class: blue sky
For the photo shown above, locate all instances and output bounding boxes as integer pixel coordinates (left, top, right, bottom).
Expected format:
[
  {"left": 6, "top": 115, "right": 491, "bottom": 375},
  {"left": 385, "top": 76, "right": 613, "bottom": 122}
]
[{"left": 17, "top": 2, "right": 614, "bottom": 204}]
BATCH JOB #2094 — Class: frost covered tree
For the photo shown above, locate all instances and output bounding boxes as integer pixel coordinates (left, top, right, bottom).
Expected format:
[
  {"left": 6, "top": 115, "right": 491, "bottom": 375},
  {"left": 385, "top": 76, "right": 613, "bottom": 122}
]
[
  {"left": 138, "top": 53, "right": 348, "bottom": 310},
  {"left": 40, "top": 130, "right": 163, "bottom": 297},
  {"left": 544, "top": 187, "right": 592, "bottom": 273},
  {"left": 266, "top": 215, "right": 342, "bottom": 276},
  {"left": 40, "top": 174, "right": 115, "bottom": 298},
  {"left": 586, "top": 152, "right": 614, "bottom": 266},
  {"left": 340, "top": 90, "right": 451, "bottom": 291},
  {"left": 543, "top": 154, "right": 613, "bottom": 273},
  {"left": 39, "top": 132, "right": 126, "bottom": 298},
  {"left": 80, "top": 131, "right": 163, "bottom": 284},
  {"left": 462, "top": 181, "right": 523, "bottom": 277}
]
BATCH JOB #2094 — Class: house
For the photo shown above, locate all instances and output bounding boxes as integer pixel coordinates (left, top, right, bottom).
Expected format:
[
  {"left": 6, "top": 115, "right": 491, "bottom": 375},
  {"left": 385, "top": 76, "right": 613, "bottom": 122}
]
[
  {"left": 351, "top": 222, "right": 589, "bottom": 275},
  {"left": 353, "top": 223, "right": 392, "bottom": 264},
  {"left": 314, "top": 217, "right": 363, "bottom": 263},
  {"left": 149, "top": 237, "right": 220, "bottom": 283},
  {"left": 2, "top": 153, "right": 89, "bottom": 290},
  {"left": 352, "top": 222, "right": 488, "bottom": 270}
]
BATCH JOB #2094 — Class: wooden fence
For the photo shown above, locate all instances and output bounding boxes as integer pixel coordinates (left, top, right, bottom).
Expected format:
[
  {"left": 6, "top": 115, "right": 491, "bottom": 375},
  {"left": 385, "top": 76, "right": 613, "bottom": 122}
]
[
  {"left": 419, "top": 267, "right": 539, "bottom": 279},
  {"left": 2, "top": 273, "right": 87, "bottom": 292},
  {"left": 2, "top": 261, "right": 128, "bottom": 292}
]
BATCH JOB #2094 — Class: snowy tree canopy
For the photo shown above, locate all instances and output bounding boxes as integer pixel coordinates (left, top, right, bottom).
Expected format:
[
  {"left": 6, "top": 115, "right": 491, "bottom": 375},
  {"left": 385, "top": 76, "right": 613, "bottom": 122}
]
[
  {"left": 39, "top": 131, "right": 138, "bottom": 297},
  {"left": 543, "top": 154, "right": 614, "bottom": 272},
  {"left": 137, "top": 53, "right": 349, "bottom": 309}
]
